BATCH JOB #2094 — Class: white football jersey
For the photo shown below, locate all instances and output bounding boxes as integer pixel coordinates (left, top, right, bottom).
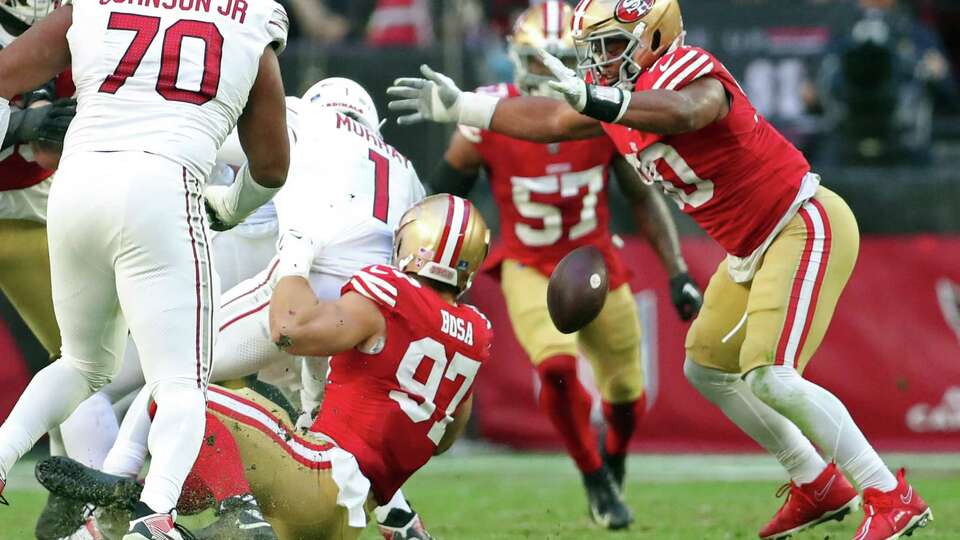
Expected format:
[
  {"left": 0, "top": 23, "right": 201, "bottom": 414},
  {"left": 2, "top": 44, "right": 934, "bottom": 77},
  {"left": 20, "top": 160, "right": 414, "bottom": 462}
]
[
  {"left": 273, "top": 101, "right": 426, "bottom": 277},
  {"left": 63, "top": 0, "right": 288, "bottom": 179}
]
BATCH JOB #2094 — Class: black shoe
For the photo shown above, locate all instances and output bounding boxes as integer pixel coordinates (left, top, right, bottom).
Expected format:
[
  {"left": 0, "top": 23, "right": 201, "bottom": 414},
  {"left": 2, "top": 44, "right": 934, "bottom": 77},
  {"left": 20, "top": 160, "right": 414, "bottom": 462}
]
[
  {"left": 35, "top": 457, "right": 142, "bottom": 510},
  {"left": 582, "top": 467, "right": 633, "bottom": 530},
  {"left": 377, "top": 508, "right": 434, "bottom": 540},
  {"left": 34, "top": 492, "right": 87, "bottom": 539},
  {"left": 193, "top": 494, "right": 277, "bottom": 540}
]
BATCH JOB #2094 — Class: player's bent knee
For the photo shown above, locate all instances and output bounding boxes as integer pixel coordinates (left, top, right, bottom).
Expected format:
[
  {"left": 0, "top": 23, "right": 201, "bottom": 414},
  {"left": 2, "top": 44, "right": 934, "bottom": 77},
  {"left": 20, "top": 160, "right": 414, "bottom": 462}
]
[
  {"left": 60, "top": 355, "right": 116, "bottom": 393},
  {"left": 600, "top": 375, "right": 643, "bottom": 404},
  {"left": 745, "top": 365, "right": 806, "bottom": 412}
]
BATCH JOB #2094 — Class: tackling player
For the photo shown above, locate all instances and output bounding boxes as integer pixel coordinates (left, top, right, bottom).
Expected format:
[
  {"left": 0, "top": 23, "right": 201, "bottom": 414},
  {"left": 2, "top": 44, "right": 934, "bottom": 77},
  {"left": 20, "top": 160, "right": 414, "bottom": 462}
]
[
  {"left": 39, "top": 194, "right": 492, "bottom": 540},
  {"left": 429, "top": 1, "right": 700, "bottom": 530},
  {"left": 0, "top": 1, "right": 290, "bottom": 538},
  {"left": 387, "top": 1, "right": 932, "bottom": 539}
]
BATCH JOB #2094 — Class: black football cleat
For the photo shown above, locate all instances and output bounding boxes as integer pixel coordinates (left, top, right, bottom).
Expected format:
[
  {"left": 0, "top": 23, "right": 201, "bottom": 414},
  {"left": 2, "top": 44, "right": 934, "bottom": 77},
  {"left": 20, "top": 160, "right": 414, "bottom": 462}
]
[
  {"left": 193, "top": 494, "right": 277, "bottom": 540},
  {"left": 582, "top": 466, "right": 633, "bottom": 530},
  {"left": 377, "top": 508, "right": 434, "bottom": 540},
  {"left": 35, "top": 457, "right": 142, "bottom": 510},
  {"left": 34, "top": 491, "right": 87, "bottom": 540},
  {"left": 0, "top": 473, "right": 7, "bottom": 506}
]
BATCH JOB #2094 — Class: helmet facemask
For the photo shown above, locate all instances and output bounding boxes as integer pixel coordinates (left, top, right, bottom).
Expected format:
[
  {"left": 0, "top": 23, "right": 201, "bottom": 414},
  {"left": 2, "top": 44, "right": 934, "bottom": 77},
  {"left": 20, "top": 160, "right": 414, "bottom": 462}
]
[{"left": 576, "top": 26, "right": 648, "bottom": 89}]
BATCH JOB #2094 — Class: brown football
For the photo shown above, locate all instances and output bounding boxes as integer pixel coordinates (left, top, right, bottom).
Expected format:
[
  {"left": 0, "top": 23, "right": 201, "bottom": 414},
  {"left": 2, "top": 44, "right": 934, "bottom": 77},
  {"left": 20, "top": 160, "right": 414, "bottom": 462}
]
[{"left": 547, "top": 246, "right": 609, "bottom": 334}]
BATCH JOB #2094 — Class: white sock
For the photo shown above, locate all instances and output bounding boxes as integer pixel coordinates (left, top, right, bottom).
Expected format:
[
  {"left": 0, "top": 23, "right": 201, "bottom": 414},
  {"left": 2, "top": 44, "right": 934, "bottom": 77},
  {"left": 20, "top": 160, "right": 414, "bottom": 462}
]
[
  {"left": 103, "top": 387, "right": 153, "bottom": 478},
  {"left": 0, "top": 361, "right": 93, "bottom": 477},
  {"left": 374, "top": 488, "right": 413, "bottom": 523},
  {"left": 747, "top": 365, "right": 897, "bottom": 492},
  {"left": 48, "top": 428, "right": 65, "bottom": 457},
  {"left": 684, "top": 359, "right": 826, "bottom": 484},
  {"left": 140, "top": 381, "right": 206, "bottom": 513},
  {"left": 61, "top": 392, "right": 120, "bottom": 469}
]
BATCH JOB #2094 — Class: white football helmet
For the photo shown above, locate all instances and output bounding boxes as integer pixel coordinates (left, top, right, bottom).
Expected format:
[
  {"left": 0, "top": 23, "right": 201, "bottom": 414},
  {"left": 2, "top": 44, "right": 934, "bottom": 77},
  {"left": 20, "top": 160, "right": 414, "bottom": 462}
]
[
  {"left": 1, "top": 0, "right": 55, "bottom": 27},
  {"left": 301, "top": 77, "right": 381, "bottom": 134}
]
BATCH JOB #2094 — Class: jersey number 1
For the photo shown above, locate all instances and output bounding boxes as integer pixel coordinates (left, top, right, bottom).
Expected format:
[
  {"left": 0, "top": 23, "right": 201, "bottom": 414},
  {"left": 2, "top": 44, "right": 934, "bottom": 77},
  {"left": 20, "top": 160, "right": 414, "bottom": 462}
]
[
  {"left": 99, "top": 13, "right": 224, "bottom": 105},
  {"left": 369, "top": 149, "right": 390, "bottom": 223}
]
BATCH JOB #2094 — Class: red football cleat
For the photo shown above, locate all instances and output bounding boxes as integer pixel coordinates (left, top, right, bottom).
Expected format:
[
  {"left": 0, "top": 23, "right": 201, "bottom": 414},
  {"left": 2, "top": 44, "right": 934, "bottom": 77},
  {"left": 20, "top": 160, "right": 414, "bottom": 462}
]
[
  {"left": 759, "top": 463, "right": 860, "bottom": 540},
  {"left": 853, "top": 469, "right": 932, "bottom": 540}
]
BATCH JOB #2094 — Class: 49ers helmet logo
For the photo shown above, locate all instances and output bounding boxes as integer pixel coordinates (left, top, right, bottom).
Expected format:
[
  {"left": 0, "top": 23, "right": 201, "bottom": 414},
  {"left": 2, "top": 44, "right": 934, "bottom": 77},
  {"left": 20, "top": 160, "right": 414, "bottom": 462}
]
[{"left": 615, "top": 0, "right": 655, "bottom": 23}]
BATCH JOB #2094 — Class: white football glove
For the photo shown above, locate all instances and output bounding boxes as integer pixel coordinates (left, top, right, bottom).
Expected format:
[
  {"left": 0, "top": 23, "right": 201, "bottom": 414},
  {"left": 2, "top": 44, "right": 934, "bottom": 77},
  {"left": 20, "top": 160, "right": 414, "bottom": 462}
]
[
  {"left": 539, "top": 49, "right": 589, "bottom": 112},
  {"left": 387, "top": 65, "right": 463, "bottom": 125},
  {"left": 387, "top": 65, "right": 502, "bottom": 129}
]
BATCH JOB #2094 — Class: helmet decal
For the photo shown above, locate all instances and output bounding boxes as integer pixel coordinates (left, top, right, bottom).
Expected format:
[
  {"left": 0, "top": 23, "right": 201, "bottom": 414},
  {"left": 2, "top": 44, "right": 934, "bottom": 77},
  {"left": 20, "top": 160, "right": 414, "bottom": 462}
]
[{"left": 615, "top": 0, "right": 655, "bottom": 24}]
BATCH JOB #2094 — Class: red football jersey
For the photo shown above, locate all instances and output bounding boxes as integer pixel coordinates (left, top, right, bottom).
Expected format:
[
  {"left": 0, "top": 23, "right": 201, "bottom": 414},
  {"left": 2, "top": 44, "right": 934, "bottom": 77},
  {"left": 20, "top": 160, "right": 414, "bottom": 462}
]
[
  {"left": 468, "top": 83, "right": 631, "bottom": 288},
  {"left": 603, "top": 46, "right": 811, "bottom": 257},
  {"left": 312, "top": 264, "right": 493, "bottom": 503},
  {"left": 1, "top": 70, "right": 76, "bottom": 192}
]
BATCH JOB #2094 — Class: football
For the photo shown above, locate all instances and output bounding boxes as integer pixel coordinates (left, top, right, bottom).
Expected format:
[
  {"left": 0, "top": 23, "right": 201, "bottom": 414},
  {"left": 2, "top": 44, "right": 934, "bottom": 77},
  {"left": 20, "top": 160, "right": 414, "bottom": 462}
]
[{"left": 547, "top": 246, "right": 609, "bottom": 334}]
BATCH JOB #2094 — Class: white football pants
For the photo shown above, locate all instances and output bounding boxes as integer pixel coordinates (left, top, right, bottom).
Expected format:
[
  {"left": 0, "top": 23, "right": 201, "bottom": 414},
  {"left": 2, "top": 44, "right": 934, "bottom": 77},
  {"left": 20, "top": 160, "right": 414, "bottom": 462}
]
[{"left": 51, "top": 151, "right": 213, "bottom": 512}]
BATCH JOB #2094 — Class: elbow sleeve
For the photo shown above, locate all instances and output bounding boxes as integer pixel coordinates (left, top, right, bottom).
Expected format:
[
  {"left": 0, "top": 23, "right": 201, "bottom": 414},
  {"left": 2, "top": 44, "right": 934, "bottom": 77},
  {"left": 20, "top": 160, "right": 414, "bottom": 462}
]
[{"left": 429, "top": 159, "right": 478, "bottom": 198}]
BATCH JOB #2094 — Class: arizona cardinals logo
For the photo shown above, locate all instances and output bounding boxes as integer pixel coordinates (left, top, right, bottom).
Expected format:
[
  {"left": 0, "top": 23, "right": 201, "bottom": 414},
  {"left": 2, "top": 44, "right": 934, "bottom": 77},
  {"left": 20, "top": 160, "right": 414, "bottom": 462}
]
[{"left": 615, "top": 0, "right": 655, "bottom": 23}]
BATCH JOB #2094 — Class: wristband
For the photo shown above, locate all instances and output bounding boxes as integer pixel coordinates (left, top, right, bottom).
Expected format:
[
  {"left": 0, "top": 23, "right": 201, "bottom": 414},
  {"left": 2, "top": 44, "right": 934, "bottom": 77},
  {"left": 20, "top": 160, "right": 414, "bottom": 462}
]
[
  {"left": 457, "top": 92, "right": 501, "bottom": 130},
  {"left": 581, "top": 85, "right": 632, "bottom": 124},
  {"left": 275, "top": 231, "right": 315, "bottom": 280}
]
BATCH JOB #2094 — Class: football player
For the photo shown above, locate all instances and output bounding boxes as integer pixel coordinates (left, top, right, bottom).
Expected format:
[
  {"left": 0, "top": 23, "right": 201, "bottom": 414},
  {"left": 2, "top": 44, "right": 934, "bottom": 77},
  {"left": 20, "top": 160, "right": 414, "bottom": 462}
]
[
  {"left": 57, "top": 78, "right": 434, "bottom": 540},
  {"left": 39, "top": 194, "right": 492, "bottom": 540},
  {"left": 388, "top": 1, "right": 932, "bottom": 539},
  {"left": 429, "top": 1, "right": 699, "bottom": 530},
  {"left": 0, "top": 0, "right": 290, "bottom": 538}
]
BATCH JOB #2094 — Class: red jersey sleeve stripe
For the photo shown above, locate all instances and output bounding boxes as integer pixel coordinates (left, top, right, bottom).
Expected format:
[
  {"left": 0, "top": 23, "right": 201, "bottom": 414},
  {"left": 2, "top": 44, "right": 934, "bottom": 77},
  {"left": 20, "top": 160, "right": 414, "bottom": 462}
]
[
  {"left": 664, "top": 55, "right": 713, "bottom": 91},
  {"left": 651, "top": 49, "right": 700, "bottom": 90},
  {"left": 354, "top": 271, "right": 398, "bottom": 307}
]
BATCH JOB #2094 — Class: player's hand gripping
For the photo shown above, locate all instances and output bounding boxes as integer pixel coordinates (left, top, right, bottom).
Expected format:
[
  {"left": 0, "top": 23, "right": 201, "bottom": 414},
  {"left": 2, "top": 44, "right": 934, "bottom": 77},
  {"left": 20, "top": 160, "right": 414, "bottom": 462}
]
[
  {"left": 669, "top": 273, "right": 703, "bottom": 321},
  {"left": 36, "top": 98, "right": 77, "bottom": 147},
  {"left": 387, "top": 65, "right": 464, "bottom": 125}
]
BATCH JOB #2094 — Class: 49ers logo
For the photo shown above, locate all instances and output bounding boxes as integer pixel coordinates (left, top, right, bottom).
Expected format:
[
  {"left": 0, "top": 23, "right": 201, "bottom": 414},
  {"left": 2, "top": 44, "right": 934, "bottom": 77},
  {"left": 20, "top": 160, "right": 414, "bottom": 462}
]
[{"left": 615, "top": 0, "right": 655, "bottom": 23}]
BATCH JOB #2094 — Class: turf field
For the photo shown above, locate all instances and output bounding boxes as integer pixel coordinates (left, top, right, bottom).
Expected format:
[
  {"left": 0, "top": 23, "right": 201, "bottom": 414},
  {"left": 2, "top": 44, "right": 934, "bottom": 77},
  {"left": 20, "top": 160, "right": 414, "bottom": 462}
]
[{"left": 1, "top": 452, "right": 956, "bottom": 539}]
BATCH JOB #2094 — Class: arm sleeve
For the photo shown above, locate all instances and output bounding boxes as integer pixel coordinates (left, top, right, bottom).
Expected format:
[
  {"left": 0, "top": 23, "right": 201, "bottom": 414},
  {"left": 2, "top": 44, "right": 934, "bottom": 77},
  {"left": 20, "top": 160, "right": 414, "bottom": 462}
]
[
  {"left": 267, "top": 3, "right": 290, "bottom": 54},
  {"left": 429, "top": 159, "right": 478, "bottom": 197}
]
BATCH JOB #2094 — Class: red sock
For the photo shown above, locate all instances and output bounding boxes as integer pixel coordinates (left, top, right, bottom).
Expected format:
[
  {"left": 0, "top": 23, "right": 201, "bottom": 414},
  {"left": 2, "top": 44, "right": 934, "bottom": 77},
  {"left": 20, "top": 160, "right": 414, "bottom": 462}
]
[
  {"left": 536, "top": 355, "right": 602, "bottom": 473},
  {"left": 178, "top": 412, "right": 252, "bottom": 513},
  {"left": 602, "top": 396, "right": 646, "bottom": 456}
]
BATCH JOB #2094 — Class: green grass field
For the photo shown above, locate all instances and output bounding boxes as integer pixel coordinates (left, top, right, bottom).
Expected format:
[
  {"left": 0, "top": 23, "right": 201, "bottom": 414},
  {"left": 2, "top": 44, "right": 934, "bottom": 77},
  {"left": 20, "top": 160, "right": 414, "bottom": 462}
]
[{"left": 1, "top": 452, "right": 956, "bottom": 539}]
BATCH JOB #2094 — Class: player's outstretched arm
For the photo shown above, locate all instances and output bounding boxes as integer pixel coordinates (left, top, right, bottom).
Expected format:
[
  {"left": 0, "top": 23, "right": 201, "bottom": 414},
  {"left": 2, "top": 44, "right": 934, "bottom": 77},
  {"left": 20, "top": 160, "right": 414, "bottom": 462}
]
[
  {"left": 613, "top": 157, "right": 702, "bottom": 321},
  {"left": 386, "top": 64, "right": 602, "bottom": 143},
  {"left": 270, "top": 277, "right": 385, "bottom": 357},
  {"left": 538, "top": 49, "right": 728, "bottom": 135}
]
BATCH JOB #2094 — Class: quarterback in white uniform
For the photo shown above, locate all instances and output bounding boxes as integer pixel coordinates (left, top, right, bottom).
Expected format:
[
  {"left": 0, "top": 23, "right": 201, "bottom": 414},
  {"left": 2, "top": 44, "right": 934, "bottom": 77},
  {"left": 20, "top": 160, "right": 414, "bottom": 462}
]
[{"left": 0, "top": 0, "right": 291, "bottom": 538}]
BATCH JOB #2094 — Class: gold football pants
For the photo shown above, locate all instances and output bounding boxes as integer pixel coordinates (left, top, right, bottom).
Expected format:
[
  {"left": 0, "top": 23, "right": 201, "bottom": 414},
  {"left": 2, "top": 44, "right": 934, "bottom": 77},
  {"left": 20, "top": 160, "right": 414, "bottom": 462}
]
[
  {"left": 500, "top": 259, "right": 644, "bottom": 403},
  {"left": 685, "top": 187, "right": 859, "bottom": 374}
]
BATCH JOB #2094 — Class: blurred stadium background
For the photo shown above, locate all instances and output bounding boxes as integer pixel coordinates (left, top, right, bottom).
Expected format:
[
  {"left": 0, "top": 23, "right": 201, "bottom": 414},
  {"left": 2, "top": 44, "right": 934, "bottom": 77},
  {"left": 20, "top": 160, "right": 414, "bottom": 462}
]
[{"left": 2, "top": 0, "right": 960, "bottom": 538}]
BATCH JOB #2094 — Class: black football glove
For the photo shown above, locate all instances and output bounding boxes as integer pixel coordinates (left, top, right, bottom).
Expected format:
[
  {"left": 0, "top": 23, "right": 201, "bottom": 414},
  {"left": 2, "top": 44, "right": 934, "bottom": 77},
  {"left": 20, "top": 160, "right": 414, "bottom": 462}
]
[
  {"left": 36, "top": 98, "right": 77, "bottom": 147},
  {"left": 669, "top": 272, "right": 703, "bottom": 321}
]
